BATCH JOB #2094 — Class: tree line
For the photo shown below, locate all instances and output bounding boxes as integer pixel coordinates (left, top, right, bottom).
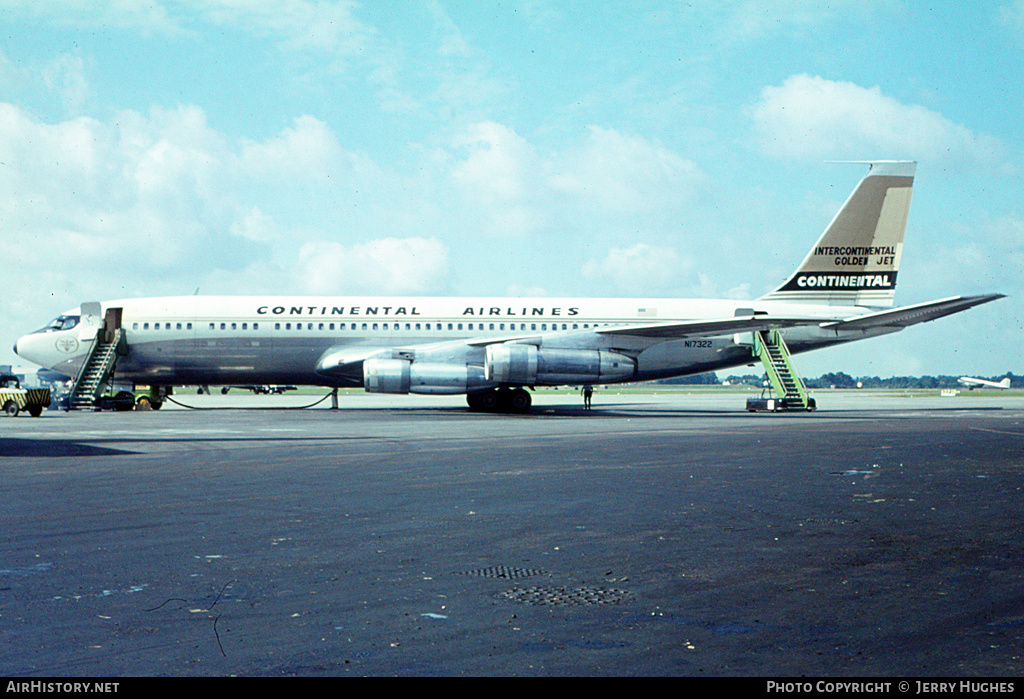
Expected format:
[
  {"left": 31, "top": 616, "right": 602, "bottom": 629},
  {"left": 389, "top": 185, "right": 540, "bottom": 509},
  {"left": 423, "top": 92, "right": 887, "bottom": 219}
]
[{"left": 662, "top": 372, "right": 1021, "bottom": 389}]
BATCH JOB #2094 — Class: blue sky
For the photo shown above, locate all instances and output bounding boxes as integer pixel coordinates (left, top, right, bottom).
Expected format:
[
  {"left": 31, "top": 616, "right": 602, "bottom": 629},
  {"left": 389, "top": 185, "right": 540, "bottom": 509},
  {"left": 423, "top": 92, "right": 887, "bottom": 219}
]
[{"left": 1, "top": 0, "right": 1021, "bottom": 379}]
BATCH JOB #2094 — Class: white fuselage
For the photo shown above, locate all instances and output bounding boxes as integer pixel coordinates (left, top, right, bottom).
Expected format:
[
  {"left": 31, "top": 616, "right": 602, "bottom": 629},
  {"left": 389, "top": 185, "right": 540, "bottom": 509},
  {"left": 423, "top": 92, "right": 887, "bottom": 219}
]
[{"left": 14, "top": 295, "right": 892, "bottom": 391}]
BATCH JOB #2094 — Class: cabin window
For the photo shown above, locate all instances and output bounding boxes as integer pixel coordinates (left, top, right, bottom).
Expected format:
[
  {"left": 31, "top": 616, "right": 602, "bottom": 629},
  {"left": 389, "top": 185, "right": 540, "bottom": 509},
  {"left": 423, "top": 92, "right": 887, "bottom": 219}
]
[
  {"left": 252, "top": 323, "right": 257, "bottom": 330},
  {"left": 231, "top": 323, "right": 237, "bottom": 330}
]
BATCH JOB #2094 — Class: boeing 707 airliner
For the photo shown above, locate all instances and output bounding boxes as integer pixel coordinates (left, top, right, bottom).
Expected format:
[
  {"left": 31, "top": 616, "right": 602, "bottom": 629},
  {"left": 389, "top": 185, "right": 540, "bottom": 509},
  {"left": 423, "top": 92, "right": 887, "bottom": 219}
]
[{"left": 13, "top": 161, "right": 1003, "bottom": 412}]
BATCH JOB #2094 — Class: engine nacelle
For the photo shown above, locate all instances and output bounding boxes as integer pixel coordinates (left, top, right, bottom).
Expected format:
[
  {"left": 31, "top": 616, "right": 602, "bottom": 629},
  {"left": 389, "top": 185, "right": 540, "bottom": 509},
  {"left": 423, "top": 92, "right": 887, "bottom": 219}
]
[
  {"left": 485, "top": 345, "right": 635, "bottom": 385},
  {"left": 363, "top": 357, "right": 489, "bottom": 395}
]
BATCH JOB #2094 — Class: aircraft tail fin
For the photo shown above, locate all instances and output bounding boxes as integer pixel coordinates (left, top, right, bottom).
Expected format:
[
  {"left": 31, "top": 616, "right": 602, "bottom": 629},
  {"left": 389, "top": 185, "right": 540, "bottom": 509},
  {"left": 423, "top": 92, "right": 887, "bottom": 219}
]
[{"left": 760, "top": 161, "right": 916, "bottom": 307}]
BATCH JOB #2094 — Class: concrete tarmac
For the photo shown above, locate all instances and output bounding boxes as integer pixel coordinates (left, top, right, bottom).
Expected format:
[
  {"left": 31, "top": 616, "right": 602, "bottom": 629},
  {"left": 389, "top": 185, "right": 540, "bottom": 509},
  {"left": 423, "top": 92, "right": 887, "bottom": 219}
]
[{"left": 2, "top": 391, "right": 1024, "bottom": 677}]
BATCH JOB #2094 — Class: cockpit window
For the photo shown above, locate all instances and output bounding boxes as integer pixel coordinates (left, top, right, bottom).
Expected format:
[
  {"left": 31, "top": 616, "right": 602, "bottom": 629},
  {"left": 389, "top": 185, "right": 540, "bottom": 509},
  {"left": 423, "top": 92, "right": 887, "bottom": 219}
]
[{"left": 45, "top": 315, "right": 80, "bottom": 332}]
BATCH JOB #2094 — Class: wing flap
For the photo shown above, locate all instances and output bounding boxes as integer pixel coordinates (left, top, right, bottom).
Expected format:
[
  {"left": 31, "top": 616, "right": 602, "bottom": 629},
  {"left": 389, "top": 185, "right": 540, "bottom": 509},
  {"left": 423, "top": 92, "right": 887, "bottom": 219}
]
[
  {"left": 819, "top": 294, "right": 1004, "bottom": 332},
  {"left": 595, "top": 315, "right": 821, "bottom": 339}
]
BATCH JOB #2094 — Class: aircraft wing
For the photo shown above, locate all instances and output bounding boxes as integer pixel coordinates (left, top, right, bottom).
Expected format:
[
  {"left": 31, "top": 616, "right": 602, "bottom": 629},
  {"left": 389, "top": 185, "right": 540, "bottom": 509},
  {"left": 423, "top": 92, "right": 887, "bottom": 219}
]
[
  {"left": 593, "top": 315, "right": 821, "bottom": 339},
  {"left": 464, "top": 315, "right": 821, "bottom": 346},
  {"left": 818, "top": 294, "right": 1004, "bottom": 332}
]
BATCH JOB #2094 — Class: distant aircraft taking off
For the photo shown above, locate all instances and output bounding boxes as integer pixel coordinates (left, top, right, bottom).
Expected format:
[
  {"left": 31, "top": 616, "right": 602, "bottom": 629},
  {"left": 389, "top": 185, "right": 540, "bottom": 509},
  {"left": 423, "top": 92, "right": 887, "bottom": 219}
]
[
  {"left": 958, "top": 376, "right": 1011, "bottom": 390},
  {"left": 14, "top": 161, "right": 1004, "bottom": 412}
]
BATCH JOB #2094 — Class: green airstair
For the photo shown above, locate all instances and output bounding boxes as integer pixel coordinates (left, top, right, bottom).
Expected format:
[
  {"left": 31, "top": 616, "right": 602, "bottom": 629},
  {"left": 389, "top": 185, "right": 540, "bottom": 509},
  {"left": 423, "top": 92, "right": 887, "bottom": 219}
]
[
  {"left": 747, "top": 329, "right": 815, "bottom": 412},
  {"left": 68, "top": 328, "right": 125, "bottom": 410}
]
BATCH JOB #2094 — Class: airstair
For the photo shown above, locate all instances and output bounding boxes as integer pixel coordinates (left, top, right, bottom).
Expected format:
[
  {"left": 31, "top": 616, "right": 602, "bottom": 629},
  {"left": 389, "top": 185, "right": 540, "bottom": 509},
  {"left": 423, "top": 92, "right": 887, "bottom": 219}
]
[
  {"left": 68, "top": 328, "right": 124, "bottom": 410},
  {"left": 747, "top": 329, "right": 815, "bottom": 411}
]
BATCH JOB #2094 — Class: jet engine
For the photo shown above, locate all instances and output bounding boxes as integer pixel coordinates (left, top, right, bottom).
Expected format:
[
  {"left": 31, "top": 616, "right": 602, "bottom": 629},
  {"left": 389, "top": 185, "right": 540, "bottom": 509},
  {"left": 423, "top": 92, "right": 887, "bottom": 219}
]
[
  {"left": 363, "top": 357, "right": 490, "bottom": 395},
  {"left": 485, "top": 344, "right": 635, "bottom": 385}
]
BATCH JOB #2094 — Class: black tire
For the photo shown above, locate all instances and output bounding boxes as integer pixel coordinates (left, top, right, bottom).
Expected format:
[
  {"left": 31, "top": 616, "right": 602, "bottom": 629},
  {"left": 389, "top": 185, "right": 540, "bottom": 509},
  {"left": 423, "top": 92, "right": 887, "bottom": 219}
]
[
  {"left": 114, "top": 391, "right": 135, "bottom": 411},
  {"left": 3, "top": 400, "right": 19, "bottom": 417},
  {"left": 476, "top": 390, "right": 500, "bottom": 411},
  {"left": 508, "top": 388, "right": 532, "bottom": 413}
]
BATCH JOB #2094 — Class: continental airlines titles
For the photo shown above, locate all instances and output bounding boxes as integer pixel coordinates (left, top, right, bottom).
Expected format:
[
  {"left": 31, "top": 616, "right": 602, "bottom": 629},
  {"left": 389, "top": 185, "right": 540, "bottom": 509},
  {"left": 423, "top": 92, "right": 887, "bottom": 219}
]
[{"left": 256, "top": 305, "right": 581, "bottom": 317}]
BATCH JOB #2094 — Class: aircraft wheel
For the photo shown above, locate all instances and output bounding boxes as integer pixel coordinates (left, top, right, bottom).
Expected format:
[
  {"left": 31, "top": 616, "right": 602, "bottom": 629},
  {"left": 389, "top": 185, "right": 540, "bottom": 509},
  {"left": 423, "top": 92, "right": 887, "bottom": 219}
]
[
  {"left": 466, "top": 391, "right": 491, "bottom": 411},
  {"left": 508, "top": 388, "right": 532, "bottom": 413},
  {"left": 467, "top": 390, "right": 503, "bottom": 411},
  {"left": 477, "top": 390, "right": 500, "bottom": 411}
]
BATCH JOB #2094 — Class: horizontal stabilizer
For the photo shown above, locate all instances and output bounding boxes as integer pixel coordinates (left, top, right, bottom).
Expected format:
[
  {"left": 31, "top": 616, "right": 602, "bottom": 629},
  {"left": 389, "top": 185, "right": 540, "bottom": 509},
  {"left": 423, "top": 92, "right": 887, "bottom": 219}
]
[{"left": 818, "top": 294, "right": 1005, "bottom": 332}]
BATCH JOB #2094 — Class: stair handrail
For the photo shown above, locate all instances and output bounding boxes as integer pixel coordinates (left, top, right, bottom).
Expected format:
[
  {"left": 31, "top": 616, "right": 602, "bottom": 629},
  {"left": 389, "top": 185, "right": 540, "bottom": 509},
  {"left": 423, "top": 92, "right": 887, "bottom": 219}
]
[
  {"left": 68, "top": 328, "right": 122, "bottom": 408},
  {"left": 69, "top": 327, "right": 101, "bottom": 401},
  {"left": 753, "top": 329, "right": 810, "bottom": 408}
]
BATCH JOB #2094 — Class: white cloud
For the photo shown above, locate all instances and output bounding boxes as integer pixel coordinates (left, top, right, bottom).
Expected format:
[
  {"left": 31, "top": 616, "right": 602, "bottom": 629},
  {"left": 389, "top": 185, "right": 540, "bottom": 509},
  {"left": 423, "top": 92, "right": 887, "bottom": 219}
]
[
  {"left": 550, "top": 125, "right": 703, "bottom": 212},
  {"left": 582, "top": 243, "right": 686, "bottom": 294},
  {"left": 239, "top": 114, "right": 350, "bottom": 181},
  {"left": 449, "top": 121, "right": 703, "bottom": 238},
  {"left": 1, "top": 0, "right": 186, "bottom": 37},
  {"left": 750, "top": 74, "right": 1010, "bottom": 171},
  {"left": 296, "top": 237, "right": 449, "bottom": 295},
  {"left": 450, "top": 120, "right": 548, "bottom": 237},
  {"left": 998, "top": 0, "right": 1024, "bottom": 36},
  {"left": 41, "top": 53, "right": 90, "bottom": 115}
]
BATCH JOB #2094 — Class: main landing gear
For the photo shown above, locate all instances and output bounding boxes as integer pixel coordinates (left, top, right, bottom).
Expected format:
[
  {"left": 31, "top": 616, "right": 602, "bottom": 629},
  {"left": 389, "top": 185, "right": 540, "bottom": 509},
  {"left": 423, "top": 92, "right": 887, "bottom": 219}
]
[{"left": 466, "top": 387, "right": 532, "bottom": 413}]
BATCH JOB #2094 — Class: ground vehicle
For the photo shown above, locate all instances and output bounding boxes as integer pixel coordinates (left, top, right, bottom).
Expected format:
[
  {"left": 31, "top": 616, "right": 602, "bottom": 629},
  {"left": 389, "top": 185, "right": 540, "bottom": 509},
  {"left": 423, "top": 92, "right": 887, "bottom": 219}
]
[{"left": 0, "top": 374, "right": 51, "bottom": 417}]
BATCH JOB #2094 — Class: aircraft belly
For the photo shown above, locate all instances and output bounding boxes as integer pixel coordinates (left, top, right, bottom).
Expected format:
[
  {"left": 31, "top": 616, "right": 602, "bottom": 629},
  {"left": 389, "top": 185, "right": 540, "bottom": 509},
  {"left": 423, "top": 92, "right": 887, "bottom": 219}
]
[
  {"left": 120, "top": 337, "right": 320, "bottom": 385},
  {"left": 635, "top": 338, "right": 753, "bottom": 380}
]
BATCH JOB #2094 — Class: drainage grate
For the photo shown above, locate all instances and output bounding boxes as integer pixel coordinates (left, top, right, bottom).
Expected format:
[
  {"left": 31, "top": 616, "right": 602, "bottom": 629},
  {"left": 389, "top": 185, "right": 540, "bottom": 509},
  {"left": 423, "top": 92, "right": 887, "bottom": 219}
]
[
  {"left": 497, "top": 585, "right": 632, "bottom": 606},
  {"left": 459, "top": 565, "right": 547, "bottom": 579}
]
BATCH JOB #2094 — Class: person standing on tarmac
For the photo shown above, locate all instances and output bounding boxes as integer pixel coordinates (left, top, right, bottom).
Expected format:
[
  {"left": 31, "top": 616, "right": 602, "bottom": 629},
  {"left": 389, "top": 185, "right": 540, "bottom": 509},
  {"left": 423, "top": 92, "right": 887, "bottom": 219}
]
[{"left": 581, "top": 384, "right": 593, "bottom": 410}]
